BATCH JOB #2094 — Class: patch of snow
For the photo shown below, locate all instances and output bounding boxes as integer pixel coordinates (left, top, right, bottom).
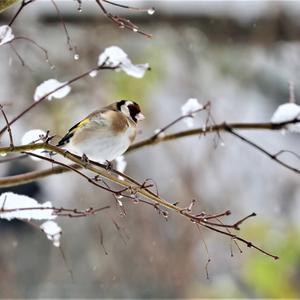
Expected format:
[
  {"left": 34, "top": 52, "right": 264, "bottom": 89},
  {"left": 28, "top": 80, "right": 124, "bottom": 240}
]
[
  {"left": 34, "top": 79, "right": 71, "bottom": 101},
  {"left": 0, "top": 192, "right": 55, "bottom": 221},
  {"left": 0, "top": 25, "right": 14, "bottom": 46},
  {"left": 98, "top": 46, "right": 149, "bottom": 78},
  {"left": 40, "top": 221, "right": 62, "bottom": 247}
]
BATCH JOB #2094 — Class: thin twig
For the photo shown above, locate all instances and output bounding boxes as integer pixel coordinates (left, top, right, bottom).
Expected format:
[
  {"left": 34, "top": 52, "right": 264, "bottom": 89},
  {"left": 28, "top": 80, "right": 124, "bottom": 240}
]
[
  {"left": 103, "top": 0, "right": 154, "bottom": 13},
  {"left": 224, "top": 124, "right": 300, "bottom": 175},
  {"left": 0, "top": 63, "right": 117, "bottom": 137},
  {"left": 0, "top": 104, "right": 14, "bottom": 148},
  {"left": 59, "top": 246, "right": 74, "bottom": 282},
  {"left": 51, "top": 0, "right": 77, "bottom": 55},
  {"left": 95, "top": 0, "right": 152, "bottom": 38},
  {"left": 9, "top": 43, "right": 30, "bottom": 69},
  {"left": 9, "top": 0, "right": 36, "bottom": 26},
  {"left": 203, "top": 224, "right": 279, "bottom": 260},
  {"left": 97, "top": 224, "right": 108, "bottom": 255},
  {"left": 196, "top": 224, "right": 211, "bottom": 280},
  {"left": 1, "top": 119, "right": 300, "bottom": 187},
  {"left": 152, "top": 102, "right": 210, "bottom": 141},
  {"left": 0, "top": 142, "right": 278, "bottom": 259},
  {"left": 24, "top": 151, "right": 128, "bottom": 194},
  {"left": 12, "top": 36, "right": 54, "bottom": 68}
]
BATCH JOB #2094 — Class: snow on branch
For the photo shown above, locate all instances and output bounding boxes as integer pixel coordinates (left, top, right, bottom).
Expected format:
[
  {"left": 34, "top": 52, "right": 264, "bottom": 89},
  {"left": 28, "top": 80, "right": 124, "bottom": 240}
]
[
  {"left": 98, "top": 46, "right": 149, "bottom": 78},
  {"left": 34, "top": 79, "right": 71, "bottom": 102},
  {"left": 181, "top": 98, "right": 204, "bottom": 128},
  {"left": 0, "top": 25, "right": 14, "bottom": 46},
  {"left": 0, "top": 192, "right": 56, "bottom": 221},
  {"left": 271, "top": 103, "right": 300, "bottom": 133},
  {"left": 40, "top": 221, "right": 62, "bottom": 247},
  {"left": 21, "top": 129, "right": 47, "bottom": 160}
]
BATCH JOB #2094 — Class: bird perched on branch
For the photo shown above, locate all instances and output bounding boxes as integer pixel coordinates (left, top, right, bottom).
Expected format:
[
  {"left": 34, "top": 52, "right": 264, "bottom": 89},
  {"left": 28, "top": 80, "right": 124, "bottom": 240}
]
[{"left": 57, "top": 100, "right": 144, "bottom": 162}]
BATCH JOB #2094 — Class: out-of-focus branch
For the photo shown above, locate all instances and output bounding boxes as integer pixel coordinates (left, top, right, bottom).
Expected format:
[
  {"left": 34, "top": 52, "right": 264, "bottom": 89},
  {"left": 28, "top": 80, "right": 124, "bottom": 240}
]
[
  {"left": 50, "top": 0, "right": 77, "bottom": 56},
  {"left": 0, "top": 163, "right": 79, "bottom": 187}
]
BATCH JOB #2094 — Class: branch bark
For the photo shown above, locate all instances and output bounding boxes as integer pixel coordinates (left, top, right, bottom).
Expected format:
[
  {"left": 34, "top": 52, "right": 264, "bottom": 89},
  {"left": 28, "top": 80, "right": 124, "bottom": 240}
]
[{"left": 1, "top": 120, "right": 299, "bottom": 188}]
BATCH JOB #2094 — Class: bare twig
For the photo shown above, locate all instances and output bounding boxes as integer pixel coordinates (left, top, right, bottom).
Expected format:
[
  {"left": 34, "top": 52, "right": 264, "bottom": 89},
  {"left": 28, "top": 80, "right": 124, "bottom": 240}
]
[
  {"left": 12, "top": 36, "right": 54, "bottom": 68},
  {"left": 58, "top": 247, "right": 74, "bottom": 282},
  {"left": 24, "top": 151, "right": 129, "bottom": 194},
  {"left": 203, "top": 224, "right": 279, "bottom": 260},
  {"left": 223, "top": 124, "right": 300, "bottom": 175},
  {"left": 51, "top": 0, "right": 78, "bottom": 56},
  {"left": 1, "top": 119, "right": 300, "bottom": 188},
  {"left": 112, "top": 218, "right": 128, "bottom": 245},
  {"left": 102, "top": 0, "right": 154, "bottom": 13},
  {"left": 97, "top": 224, "right": 108, "bottom": 255},
  {"left": 1, "top": 203, "right": 110, "bottom": 218},
  {"left": 9, "top": 43, "right": 29, "bottom": 69},
  {"left": 0, "top": 104, "right": 14, "bottom": 148},
  {"left": 152, "top": 102, "right": 210, "bottom": 141},
  {"left": 196, "top": 224, "right": 211, "bottom": 280},
  {"left": 9, "top": 0, "right": 36, "bottom": 26},
  {"left": 273, "top": 149, "right": 300, "bottom": 162},
  {"left": 0, "top": 62, "right": 117, "bottom": 137},
  {"left": 95, "top": 0, "right": 152, "bottom": 38},
  {"left": 0, "top": 142, "right": 278, "bottom": 259}
]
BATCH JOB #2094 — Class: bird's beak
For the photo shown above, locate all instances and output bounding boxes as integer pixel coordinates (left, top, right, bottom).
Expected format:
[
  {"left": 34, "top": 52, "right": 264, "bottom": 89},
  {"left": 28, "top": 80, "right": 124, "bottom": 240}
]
[{"left": 136, "top": 112, "right": 145, "bottom": 121}]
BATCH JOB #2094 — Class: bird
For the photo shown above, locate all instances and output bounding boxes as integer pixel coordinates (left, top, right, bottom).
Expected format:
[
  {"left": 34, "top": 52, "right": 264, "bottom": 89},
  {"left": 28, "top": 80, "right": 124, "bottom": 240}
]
[{"left": 57, "top": 100, "right": 144, "bottom": 163}]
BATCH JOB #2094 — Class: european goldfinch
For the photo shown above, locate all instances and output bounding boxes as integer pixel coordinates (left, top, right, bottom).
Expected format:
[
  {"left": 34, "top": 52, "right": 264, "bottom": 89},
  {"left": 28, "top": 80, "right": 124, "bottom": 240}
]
[{"left": 57, "top": 100, "right": 144, "bottom": 162}]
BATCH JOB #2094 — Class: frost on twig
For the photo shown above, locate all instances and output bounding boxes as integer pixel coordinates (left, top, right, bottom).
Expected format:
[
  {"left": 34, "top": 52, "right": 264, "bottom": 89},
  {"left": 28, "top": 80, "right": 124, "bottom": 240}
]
[
  {"left": 34, "top": 79, "right": 71, "bottom": 101},
  {"left": 0, "top": 192, "right": 55, "bottom": 221},
  {"left": 271, "top": 103, "right": 300, "bottom": 133},
  {"left": 98, "top": 46, "right": 149, "bottom": 78},
  {"left": 0, "top": 25, "right": 14, "bottom": 46}
]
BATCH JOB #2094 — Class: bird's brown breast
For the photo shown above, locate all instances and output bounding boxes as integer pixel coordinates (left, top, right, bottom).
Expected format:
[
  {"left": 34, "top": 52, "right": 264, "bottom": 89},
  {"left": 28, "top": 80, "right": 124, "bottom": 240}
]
[{"left": 107, "top": 110, "right": 131, "bottom": 133}]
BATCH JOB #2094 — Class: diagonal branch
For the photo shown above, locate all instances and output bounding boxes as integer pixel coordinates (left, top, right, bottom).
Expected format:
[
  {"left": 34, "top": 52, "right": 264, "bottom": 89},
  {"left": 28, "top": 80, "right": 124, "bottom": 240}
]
[
  {"left": 0, "top": 63, "right": 117, "bottom": 138},
  {"left": 1, "top": 119, "right": 300, "bottom": 187},
  {"left": 8, "top": 0, "right": 35, "bottom": 26},
  {"left": 0, "top": 142, "right": 281, "bottom": 259},
  {"left": 223, "top": 123, "right": 300, "bottom": 174}
]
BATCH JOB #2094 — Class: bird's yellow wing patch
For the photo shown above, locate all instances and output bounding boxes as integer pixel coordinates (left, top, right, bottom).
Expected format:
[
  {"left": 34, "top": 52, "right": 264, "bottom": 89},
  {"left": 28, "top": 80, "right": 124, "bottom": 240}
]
[
  {"left": 68, "top": 117, "right": 90, "bottom": 135},
  {"left": 57, "top": 117, "right": 90, "bottom": 147}
]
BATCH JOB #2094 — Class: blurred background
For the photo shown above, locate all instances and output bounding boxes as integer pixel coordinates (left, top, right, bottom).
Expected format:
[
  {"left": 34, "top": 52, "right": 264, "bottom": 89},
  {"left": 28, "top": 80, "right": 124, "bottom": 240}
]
[{"left": 1, "top": 0, "right": 300, "bottom": 298}]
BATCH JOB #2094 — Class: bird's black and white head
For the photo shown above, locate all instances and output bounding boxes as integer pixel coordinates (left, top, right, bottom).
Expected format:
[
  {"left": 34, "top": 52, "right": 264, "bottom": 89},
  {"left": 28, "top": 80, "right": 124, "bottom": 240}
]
[{"left": 117, "top": 100, "right": 145, "bottom": 123}]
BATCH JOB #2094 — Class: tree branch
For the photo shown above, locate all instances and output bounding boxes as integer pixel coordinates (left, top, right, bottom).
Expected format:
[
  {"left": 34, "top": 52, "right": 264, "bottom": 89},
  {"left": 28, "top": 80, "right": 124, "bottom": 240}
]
[
  {"left": 0, "top": 138, "right": 280, "bottom": 258},
  {"left": 1, "top": 119, "right": 300, "bottom": 187},
  {"left": 0, "top": 63, "right": 117, "bottom": 138}
]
